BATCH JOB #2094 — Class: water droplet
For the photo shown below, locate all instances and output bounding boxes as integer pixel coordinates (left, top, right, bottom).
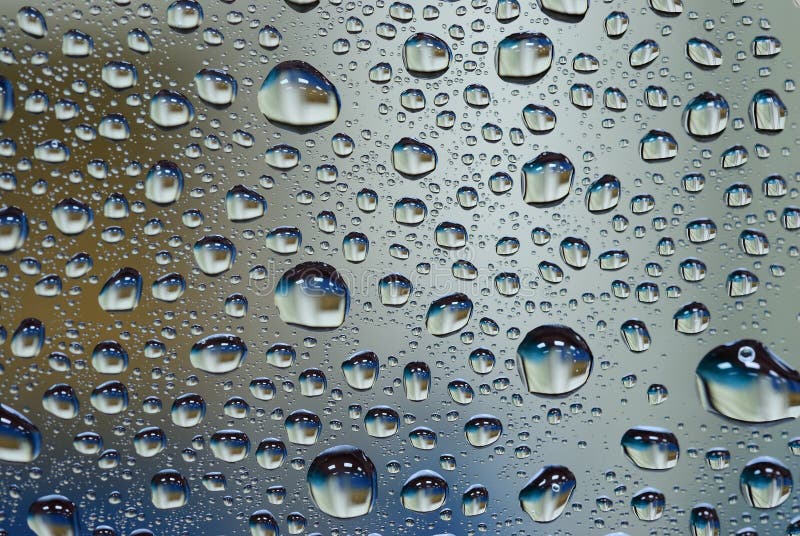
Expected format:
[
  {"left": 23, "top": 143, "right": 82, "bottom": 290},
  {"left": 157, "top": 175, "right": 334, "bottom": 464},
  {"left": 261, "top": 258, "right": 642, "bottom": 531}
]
[
  {"left": 391, "top": 138, "right": 437, "bottom": 177},
  {"left": 401, "top": 470, "right": 448, "bottom": 512},
  {"left": 190, "top": 334, "right": 247, "bottom": 374},
  {"left": 696, "top": 339, "right": 800, "bottom": 422},
  {"left": 522, "top": 152, "right": 574, "bottom": 206},
  {"left": 621, "top": 426, "right": 679, "bottom": 470},
  {"left": 519, "top": 465, "right": 576, "bottom": 522},
  {"left": 683, "top": 92, "right": 729, "bottom": 137},
  {"left": 425, "top": 293, "right": 473, "bottom": 336},
  {"left": 258, "top": 61, "right": 340, "bottom": 128},
  {"left": 275, "top": 262, "right": 350, "bottom": 329},
  {"left": 496, "top": 33, "right": 553, "bottom": 80},
  {"left": 403, "top": 33, "right": 451, "bottom": 77},
  {"left": 517, "top": 325, "right": 593, "bottom": 395},
  {"left": 0, "top": 403, "right": 41, "bottom": 462},
  {"left": 307, "top": 445, "right": 377, "bottom": 518}
]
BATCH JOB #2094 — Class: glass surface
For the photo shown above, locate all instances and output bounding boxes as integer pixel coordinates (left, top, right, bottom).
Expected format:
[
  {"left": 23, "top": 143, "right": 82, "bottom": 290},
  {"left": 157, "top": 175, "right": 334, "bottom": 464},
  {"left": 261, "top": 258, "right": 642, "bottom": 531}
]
[{"left": 0, "top": 0, "right": 799, "bottom": 534}]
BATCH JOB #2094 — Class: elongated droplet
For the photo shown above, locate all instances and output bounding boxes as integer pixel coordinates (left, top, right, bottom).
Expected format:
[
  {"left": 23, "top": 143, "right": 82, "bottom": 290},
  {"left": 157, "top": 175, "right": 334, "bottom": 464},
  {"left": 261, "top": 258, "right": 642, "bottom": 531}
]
[
  {"left": 696, "top": 339, "right": 800, "bottom": 423},
  {"left": 621, "top": 426, "right": 679, "bottom": 470},
  {"left": 425, "top": 293, "right": 473, "bottom": 336},
  {"left": 519, "top": 465, "right": 576, "bottom": 523}
]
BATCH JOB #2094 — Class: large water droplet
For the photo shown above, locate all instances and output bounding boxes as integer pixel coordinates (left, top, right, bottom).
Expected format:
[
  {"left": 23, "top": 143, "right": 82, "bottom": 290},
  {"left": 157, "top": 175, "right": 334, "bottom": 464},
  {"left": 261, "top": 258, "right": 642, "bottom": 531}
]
[
  {"left": 391, "top": 138, "right": 437, "bottom": 177},
  {"left": 621, "top": 426, "right": 679, "bottom": 470},
  {"left": 151, "top": 469, "right": 190, "bottom": 509},
  {"left": 307, "top": 445, "right": 377, "bottom": 518},
  {"left": 739, "top": 456, "right": 793, "bottom": 509},
  {"left": 190, "top": 334, "right": 247, "bottom": 374},
  {"left": 517, "top": 325, "right": 593, "bottom": 396},
  {"left": 258, "top": 61, "right": 340, "bottom": 128},
  {"left": 425, "top": 293, "right": 473, "bottom": 336},
  {"left": 274, "top": 261, "right": 350, "bottom": 329},
  {"left": 496, "top": 32, "right": 553, "bottom": 80},
  {"left": 0, "top": 403, "right": 41, "bottom": 463},
  {"left": 683, "top": 92, "right": 729, "bottom": 137},
  {"left": 696, "top": 339, "right": 800, "bottom": 423},
  {"left": 403, "top": 33, "right": 451, "bottom": 77},
  {"left": 519, "top": 465, "right": 576, "bottom": 523},
  {"left": 401, "top": 470, "right": 448, "bottom": 512},
  {"left": 522, "top": 152, "right": 574, "bottom": 206}
]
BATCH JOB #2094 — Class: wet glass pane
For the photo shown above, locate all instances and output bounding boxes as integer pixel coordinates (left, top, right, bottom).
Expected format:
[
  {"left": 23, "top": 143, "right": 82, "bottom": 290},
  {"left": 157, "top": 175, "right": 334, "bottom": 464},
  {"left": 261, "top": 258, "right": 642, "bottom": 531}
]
[{"left": 0, "top": 0, "right": 799, "bottom": 535}]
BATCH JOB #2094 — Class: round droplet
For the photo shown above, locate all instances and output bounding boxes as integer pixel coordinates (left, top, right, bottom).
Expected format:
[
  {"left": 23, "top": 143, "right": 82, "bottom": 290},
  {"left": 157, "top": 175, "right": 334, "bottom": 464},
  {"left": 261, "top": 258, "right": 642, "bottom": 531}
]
[
  {"left": 258, "top": 61, "right": 340, "bottom": 128},
  {"left": 517, "top": 325, "right": 593, "bottom": 396},
  {"left": 403, "top": 33, "right": 451, "bottom": 77},
  {"left": 274, "top": 262, "right": 350, "bottom": 329},
  {"left": 401, "top": 470, "right": 448, "bottom": 512},
  {"left": 307, "top": 445, "right": 377, "bottom": 518}
]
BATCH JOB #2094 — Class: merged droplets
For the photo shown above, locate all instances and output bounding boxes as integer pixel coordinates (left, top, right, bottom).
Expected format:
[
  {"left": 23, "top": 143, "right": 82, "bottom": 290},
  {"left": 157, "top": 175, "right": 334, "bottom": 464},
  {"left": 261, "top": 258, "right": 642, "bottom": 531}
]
[
  {"left": 307, "top": 445, "right": 377, "bottom": 518},
  {"left": 258, "top": 61, "right": 340, "bottom": 128},
  {"left": 696, "top": 339, "right": 800, "bottom": 423},
  {"left": 519, "top": 465, "right": 576, "bottom": 523},
  {"left": 517, "top": 325, "right": 593, "bottom": 396},
  {"left": 274, "top": 262, "right": 350, "bottom": 329}
]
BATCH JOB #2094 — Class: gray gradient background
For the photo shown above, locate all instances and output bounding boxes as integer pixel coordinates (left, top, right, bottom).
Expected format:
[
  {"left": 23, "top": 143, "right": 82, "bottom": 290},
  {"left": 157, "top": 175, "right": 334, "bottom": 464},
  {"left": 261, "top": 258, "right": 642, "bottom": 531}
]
[{"left": 0, "top": 0, "right": 798, "bottom": 534}]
